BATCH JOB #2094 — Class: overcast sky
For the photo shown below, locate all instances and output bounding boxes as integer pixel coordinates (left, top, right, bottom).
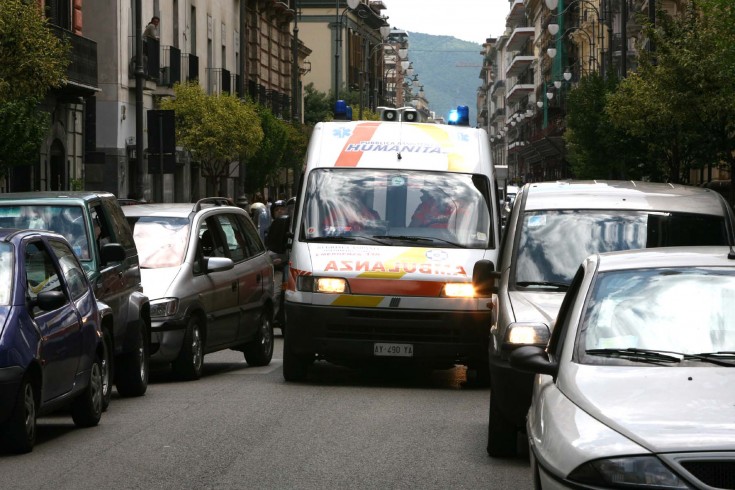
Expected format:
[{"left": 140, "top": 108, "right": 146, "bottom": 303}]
[{"left": 382, "top": 0, "right": 509, "bottom": 45}]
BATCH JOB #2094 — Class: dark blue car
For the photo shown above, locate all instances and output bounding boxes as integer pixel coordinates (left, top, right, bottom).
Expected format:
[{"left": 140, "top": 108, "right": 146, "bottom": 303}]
[{"left": 0, "top": 229, "right": 106, "bottom": 453}]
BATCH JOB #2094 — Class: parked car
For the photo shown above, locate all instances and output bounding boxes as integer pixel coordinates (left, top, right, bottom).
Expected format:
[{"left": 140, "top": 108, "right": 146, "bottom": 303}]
[
  {"left": 510, "top": 246, "right": 735, "bottom": 489},
  {"left": 0, "top": 192, "right": 151, "bottom": 408},
  {"left": 122, "top": 198, "right": 275, "bottom": 380},
  {"left": 475, "top": 180, "right": 735, "bottom": 456},
  {"left": 0, "top": 229, "right": 108, "bottom": 453}
]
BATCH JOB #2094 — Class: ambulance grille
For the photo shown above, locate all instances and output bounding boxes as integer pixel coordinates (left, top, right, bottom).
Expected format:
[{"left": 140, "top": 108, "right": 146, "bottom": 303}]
[{"left": 324, "top": 310, "right": 461, "bottom": 343}]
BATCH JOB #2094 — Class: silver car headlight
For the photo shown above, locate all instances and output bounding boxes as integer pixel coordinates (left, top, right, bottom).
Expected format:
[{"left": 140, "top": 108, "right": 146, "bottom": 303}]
[
  {"left": 150, "top": 298, "right": 179, "bottom": 318},
  {"left": 568, "top": 456, "right": 692, "bottom": 489}
]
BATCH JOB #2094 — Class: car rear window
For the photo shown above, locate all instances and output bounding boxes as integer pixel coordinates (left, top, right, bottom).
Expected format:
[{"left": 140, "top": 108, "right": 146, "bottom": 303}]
[{"left": 514, "top": 210, "right": 728, "bottom": 288}]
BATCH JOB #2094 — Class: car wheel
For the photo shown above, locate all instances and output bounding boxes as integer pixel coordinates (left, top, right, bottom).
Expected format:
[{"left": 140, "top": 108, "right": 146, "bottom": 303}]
[
  {"left": 115, "top": 320, "right": 149, "bottom": 397},
  {"left": 172, "top": 317, "right": 204, "bottom": 380},
  {"left": 101, "top": 330, "right": 113, "bottom": 411},
  {"left": 243, "top": 310, "right": 274, "bottom": 367},
  {"left": 282, "top": 328, "right": 311, "bottom": 382},
  {"left": 487, "top": 389, "right": 518, "bottom": 457},
  {"left": 2, "top": 375, "right": 37, "bottom": 453},
  {"left": 71, "top": 357, "right": 103, "bottom": 428}
]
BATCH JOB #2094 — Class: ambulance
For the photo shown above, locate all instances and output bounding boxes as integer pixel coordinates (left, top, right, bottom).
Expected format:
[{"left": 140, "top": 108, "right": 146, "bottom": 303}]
[{"left": 282, "top": 105, "right": 500, "bottom": 382}]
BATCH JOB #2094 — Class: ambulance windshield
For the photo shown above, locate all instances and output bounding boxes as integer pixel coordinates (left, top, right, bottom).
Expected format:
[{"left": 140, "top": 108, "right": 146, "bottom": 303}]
[{"left": 300, "top": 169, "right": 494, "bottom": 249}]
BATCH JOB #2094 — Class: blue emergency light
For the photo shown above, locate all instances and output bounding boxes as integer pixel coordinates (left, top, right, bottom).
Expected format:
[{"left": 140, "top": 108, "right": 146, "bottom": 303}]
[
  {"left": 448, "top": 105, "right": 470, "bottom": 126},
  {"left": 334, "top": 100, "right": 348, "bottom": 120}
]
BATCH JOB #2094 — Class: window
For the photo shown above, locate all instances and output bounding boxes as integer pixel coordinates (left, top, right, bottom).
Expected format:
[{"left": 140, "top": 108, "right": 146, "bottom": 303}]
[
  {"left": 238, "top": 214, "right": 265, "bottom": 257},
  {"left": 49, "top": 239, "right": 89, "bottom": 301},
  {"left": 25, "top": 241, "right": 65, "bottom": 315},
  {"left": 215, "top": 214, "right": 248, "bottom": 262}
]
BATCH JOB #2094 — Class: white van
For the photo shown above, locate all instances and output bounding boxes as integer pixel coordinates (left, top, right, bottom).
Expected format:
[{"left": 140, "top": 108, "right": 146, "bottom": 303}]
[{"left": 282, "top": 107, "right": 500, "bottom": 382}]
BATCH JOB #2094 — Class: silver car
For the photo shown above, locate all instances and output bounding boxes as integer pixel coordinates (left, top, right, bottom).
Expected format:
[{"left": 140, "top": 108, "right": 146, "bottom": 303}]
[
  {"left": 477, "top": 181, "right": 735, "bottom": 456},
  {"left": 123, "top": 198, "right": 275, "bottom": 380},
  {"left": 510, "top": 246, "right": 735, "bottom": 489}
]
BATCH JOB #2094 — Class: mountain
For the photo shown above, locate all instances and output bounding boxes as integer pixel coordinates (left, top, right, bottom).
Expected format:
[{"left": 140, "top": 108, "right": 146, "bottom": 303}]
[{"left": 404, "top": 32, "right": 484, "bottom": 126}]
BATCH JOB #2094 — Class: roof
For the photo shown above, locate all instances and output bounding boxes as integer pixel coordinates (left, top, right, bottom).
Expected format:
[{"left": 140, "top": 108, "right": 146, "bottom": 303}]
[
  {"left": 121, "top": 202, "right": 245, "bottom": 219},
  {"left": 308, "top": 120, "right": 491, "bottom": 175},
  {"left": 521, "top": 180, "right": 728, "bottom": 216},
  {"left": 0, "top": 191, "right": 115, "bottom": 203},
  {"left": 594, "top": 246, "right": 735, "bottom": 273}
]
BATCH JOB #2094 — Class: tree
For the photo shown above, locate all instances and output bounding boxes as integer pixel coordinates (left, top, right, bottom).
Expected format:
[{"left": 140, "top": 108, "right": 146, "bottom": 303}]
[
  {"left": 303, "top": 83, "right": 333, "bottom": 126},
  {"left": 0, "top": 0, "right": 69, "bottom": 177},
  {"left": 160, "top": 83, "right": 263, "bottom": 195},
  {"left": 245, "top": 106, "right": 289, "bottom": 194},
  {"left": 606, "top": 1, "right": 735, "bottom": 184},
  {"left": 0, "top": 0, "right": 69, "bottom": 102}
]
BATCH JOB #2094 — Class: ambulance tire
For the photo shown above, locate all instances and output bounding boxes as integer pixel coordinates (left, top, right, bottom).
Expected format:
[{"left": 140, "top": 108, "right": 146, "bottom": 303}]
[{"left": 282, "top": 331, "right": 311, "bottom": 382}]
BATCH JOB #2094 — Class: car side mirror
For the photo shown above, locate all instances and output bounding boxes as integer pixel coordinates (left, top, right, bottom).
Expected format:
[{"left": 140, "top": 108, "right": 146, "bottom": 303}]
[
  {"left": 472, "top": 259, "right": 500, "bottom": 296},
  {"left": 34, "top": 290, "right": 67, "bottom": 311},
  {"left": 205, "top": 256, "right": 234, "bottom": 273},
  {"left": 100, "top": 242, "right": 126, "bottom": 266},
  {"left": 509, "top": 345, "right": 559, "bottom": 377}
]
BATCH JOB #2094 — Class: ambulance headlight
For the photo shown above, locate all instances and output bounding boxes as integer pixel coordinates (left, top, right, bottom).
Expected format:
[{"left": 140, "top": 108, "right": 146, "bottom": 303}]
[
  {"left": 297, "top": 276, "right": 350, "bottom": 294},
  {"left": 442, "top": 282, "right": 475, "bottom": 298}
]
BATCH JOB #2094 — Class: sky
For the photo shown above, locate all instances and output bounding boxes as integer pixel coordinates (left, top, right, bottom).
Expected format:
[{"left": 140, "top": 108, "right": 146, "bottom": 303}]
[{"left": 382, "top": 0, "right": 509, "bottom": 45}]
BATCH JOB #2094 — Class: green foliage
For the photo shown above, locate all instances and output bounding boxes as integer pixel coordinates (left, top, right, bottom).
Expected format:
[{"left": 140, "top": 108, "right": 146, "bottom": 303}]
[
  {"left": 0, "top": 0, "right": 69, "bottom": 102},
  {"left": 160, "top": 83, "right": 263, "bottom": 190},
  {"left": 606, "top": 0, "right": 735, "bottom": 183},
  {"left": 303, "top": 83, "right": 333, "bottom": 125},
  {"left": 0, "top": 98, "right": 50, "bottom": 174},
  {"left": 564, "top": 73, "right": 648, "bottom": 180},
  {"left": 245, "top": 106, "right": 289, "bottom": 193}
]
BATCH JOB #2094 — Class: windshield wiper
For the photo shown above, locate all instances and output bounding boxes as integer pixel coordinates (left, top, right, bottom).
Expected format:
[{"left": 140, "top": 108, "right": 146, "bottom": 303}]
[
  {"left": 685, "top": 352, "right": 735, "bottom": 367},
  {"left": 373, "top": 235, "right": 462, "bottom": 247},
  {"left": 585, "top": 348, "right": 683, "bottom": 364},
  {"left": 516, "top": 281, "right": 569, "bottom": 291}
]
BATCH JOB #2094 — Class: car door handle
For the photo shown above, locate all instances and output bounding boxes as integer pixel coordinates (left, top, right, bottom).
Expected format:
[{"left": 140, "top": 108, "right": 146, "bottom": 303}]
[{"left": 231, "top": 281, "right": 237, "bottom": 292}]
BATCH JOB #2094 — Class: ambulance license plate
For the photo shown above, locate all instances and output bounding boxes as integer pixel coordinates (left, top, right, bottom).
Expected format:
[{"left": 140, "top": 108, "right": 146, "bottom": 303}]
[{"left": 373, "top": 343, "right": 413, "bottom": 357}]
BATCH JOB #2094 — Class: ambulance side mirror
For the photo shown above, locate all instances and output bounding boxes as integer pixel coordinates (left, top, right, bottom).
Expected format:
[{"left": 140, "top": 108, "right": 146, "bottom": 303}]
[{"left": 472, "top": 260, "right": 500, "bottom": 296}]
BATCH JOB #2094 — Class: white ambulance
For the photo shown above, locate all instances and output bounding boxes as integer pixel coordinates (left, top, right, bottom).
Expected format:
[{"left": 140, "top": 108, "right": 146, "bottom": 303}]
[{"left": 283, "top": 106, "right": 500, "bottom": 382}]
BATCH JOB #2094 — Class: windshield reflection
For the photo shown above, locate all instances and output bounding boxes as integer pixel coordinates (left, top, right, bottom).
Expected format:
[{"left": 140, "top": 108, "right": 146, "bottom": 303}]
[
  {"left": 300, "top": 169, "right": 493, "bottom": 249},
  {"left": 129, "top": 217, "right": 190, "bottom": 268},
  {"left": 579, "top": 268, "right": 735, "bottom": 362},
  {"left": 514, "top": 210, "right": 727, "bottom": 287}
]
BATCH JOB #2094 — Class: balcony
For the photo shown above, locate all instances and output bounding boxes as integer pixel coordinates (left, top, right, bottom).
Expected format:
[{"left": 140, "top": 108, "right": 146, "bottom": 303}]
[
  {"left": 506, "top": 82, "right": 534, "bottom": 104},
  {"left": 506, "top": 55, "right": 535, "bottom": 78},
  {"left": 491, "top": 79, "right": 506, "bottom": 97},
  {"left": 182, "top": 53, "right": 199, "bottom": 83},
  {"left": 506, "top": 25, "right": 534, "bottom": 52},
  {"left": 49, "top": 25, "right": 98, "bottom": 97},
  {"left": 206, "top": 68, "right": 236, "bottom": 95},
  {"left": 160, "top": 46, "right": 182, "bottom": 87},
  {"left": 507, "top": 0, "right": 527, "bottom": 27}
]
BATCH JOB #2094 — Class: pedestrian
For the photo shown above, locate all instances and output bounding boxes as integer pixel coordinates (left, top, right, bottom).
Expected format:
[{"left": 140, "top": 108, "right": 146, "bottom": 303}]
[{"left": 143, "top": 16, "right": 160, "bottom": 42}]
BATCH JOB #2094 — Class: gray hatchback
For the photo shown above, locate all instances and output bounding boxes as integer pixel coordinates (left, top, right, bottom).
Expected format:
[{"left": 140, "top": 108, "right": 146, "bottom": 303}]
[{"left": 123, "top": 198, "right": 275, "bottom": 380}]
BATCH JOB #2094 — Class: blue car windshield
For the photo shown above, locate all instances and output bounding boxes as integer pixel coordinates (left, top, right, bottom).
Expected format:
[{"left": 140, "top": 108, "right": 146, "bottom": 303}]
[
  {"left": 0, "top": 243, "right": 12, "bottom": 305},
  {"left": 514, "top": 210, "right": 728, "bottom": 288}
]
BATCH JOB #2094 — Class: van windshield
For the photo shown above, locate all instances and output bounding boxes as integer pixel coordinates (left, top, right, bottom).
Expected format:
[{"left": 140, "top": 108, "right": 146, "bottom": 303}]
[
  {"left": 300, "top": 169, "right": 494, "bottom": 249},
  {"left": 514, "top": 210, "right": 729, "bottom": 288}
]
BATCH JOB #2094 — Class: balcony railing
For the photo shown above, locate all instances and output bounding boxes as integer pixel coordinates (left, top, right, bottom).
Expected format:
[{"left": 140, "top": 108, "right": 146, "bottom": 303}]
[
  {"left": 49, "top": 25, "right": 98, "bottom": 92},
  {"left": 247, "top": 81, "right": 291, "bottom": 119},
  {"left": 181, "top": 53, "right": 199, "bottom": 82},
  {"left": 161, "top": 46, "right": 181, "bottom": 87}
]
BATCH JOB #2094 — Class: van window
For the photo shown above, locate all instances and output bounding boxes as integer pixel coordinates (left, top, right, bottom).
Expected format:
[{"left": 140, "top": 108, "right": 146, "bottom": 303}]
[
  {"left": 300, "top": 168, "right": 494, "bottom": 249},
  {"left": 514, "top": 210, "right": 728, "bottom": 289}
]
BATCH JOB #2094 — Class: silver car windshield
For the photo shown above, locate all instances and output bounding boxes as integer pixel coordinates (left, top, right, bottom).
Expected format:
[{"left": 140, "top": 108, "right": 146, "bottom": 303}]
[
  {"left": 300, "top": 168, "right": 493, "bottom": 248},
  {"left": 129, "top": 217, "right": 190, "bottom": 268},
  {"left": 578, "top": 267, "right": 735, "bottom": 363},
  {"left": 0, "top": 243, "right": 12, "bottom": 305},
  {"left": 514, "top": 210, "right": 727, "bottom": 288}
]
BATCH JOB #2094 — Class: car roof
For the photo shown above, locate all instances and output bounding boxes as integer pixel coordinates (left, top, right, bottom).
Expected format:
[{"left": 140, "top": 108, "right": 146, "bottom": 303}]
[
  {"left": 593, "top": 246, "right": 735, "bottom": 272},
  {"left": 521, "top": 180, "right": 727, "bottom": 215},
  {"left": 122, "top": 201, "right": 245, "bottom": 219},
  {"left": 0, "top": 191, "right": 115, "bottom": 203}
]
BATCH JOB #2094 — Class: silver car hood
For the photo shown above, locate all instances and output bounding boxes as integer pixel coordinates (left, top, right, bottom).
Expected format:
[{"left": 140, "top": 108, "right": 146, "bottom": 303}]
[
  {"left": 507, "top": 290, "right": 564, "bottom": 325},
  {"left": 566, "top": 364, "right": 735, "bottom": 452},
  {"left": 139, "top": 267, "right": 178, "bottom": 300}
]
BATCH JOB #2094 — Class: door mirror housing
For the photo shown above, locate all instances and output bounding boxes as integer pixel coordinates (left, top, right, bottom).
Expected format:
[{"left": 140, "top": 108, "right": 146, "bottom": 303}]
[
  {"left": 472, "top": 259, "right": 500, "bottom": 296},
  {"left": 100, "top": 242, "right": 126, "bottom": 266},
  {"left": 509, "top": 345, "right": 559, "bottom": 377}
]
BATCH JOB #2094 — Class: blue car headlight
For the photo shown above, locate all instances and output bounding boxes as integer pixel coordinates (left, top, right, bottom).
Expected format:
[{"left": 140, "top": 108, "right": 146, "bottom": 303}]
[{"left": 569, "top": 456, "right": 691, "bottom": 489}]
